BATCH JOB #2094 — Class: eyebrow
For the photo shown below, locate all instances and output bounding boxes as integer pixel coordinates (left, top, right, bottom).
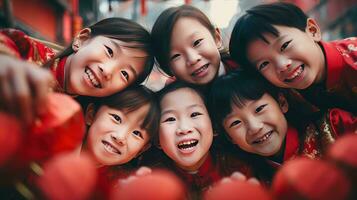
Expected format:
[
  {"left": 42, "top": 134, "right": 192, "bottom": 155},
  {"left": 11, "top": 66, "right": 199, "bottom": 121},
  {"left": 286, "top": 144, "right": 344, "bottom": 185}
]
[
  {"left": 251, "top": 35, "right": 288, "bottom": 65},
  {"left": 111, "top": 40, "right": 148, "bottom": 59},
  {"left": 161, "top": 104, "right": 205, "bottom": 116}
]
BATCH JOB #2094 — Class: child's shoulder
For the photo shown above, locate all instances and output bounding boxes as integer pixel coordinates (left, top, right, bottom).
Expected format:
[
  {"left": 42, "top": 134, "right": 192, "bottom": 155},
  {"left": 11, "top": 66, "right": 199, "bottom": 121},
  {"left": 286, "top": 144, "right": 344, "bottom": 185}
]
[
  {"left": 327, "top": 37, "right": 357, "bottom": 69},
  {"left": 0, "top": 28, "right": 57, "bottom": 62}
]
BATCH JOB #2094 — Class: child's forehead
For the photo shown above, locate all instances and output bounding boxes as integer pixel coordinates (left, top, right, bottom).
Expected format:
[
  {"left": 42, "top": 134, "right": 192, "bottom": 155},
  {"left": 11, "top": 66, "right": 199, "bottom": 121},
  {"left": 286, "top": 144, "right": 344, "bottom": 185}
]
[
  {"left": 160, "top": 88, "right": 205, "bottom": 110},
  {"left": 163, "top": 87, "right": 203, "bottom": 102}
]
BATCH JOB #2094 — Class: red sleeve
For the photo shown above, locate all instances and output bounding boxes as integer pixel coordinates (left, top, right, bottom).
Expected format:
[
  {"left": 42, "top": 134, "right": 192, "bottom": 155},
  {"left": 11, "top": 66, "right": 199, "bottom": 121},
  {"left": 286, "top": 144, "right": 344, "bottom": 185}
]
[
  {"left": 0, "top": 29, "right": 23, "bottom": 58},
  {"left": 329, "top": 108, "right": 357, "bottom": 136}
]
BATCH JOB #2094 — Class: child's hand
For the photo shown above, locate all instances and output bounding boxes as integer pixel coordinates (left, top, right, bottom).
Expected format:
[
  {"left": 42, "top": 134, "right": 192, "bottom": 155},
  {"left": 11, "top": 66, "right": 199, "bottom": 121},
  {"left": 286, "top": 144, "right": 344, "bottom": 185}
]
[
  {"left": 220, "top": 172, "right": 260, "bottom": 185},
  {"left": 0, "top": 55, "right": 54, "bottom": 124},
  {"left": 118, "top": 166, "right": 152, "bottom": 186}
]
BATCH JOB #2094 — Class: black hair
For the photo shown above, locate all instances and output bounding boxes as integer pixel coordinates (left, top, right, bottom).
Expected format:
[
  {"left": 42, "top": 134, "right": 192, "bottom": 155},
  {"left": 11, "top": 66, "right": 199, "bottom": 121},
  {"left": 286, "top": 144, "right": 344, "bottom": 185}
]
[
  {"left": 151, "top": 5, "right": 217, "bottom": 77},
  {"left": 154, "top": 81, "right": 209, "bottom": 145},
  {"left": 208, "top": 70, "right": 280, "bottom": 134},
  {"left": 46, "top": 17, "right": 154, "bottom": 85},
  {"left": 91, "top": 84, "right": 160, "bottom": 139},
  {"left": 229, "top": 2, "right": 308, "bottom": 71}
]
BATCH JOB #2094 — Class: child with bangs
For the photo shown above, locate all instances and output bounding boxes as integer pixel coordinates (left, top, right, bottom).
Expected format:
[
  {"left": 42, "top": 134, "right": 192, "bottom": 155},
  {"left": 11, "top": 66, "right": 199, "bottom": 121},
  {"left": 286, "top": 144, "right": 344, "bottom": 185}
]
[
  {"left": 0, "top": 17, "right": 154, "bottom": 124},
  {"left": 229, "top": 2, "right": 357, "bottom": 115},
  {"left": 208, "top": 71, "right": 356, "bottom": 173},
  {"left": 153, "top": 81, "right": 257, "bottom": 198}
]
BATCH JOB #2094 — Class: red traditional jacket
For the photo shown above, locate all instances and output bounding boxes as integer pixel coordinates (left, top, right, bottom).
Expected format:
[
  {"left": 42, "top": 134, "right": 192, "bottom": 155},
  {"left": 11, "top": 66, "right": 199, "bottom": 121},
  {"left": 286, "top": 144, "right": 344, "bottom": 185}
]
[
  {"left": 162, "top": 151, "right": 253, "bottom": 199},
  {"left": 288, "top": 37, "right": 357, "bottom": 115},
  {"left": 268, "top": 108, "right": 356, "bottom": 168},
  {"left": 0, "top": 29, "right": 66, "bottom": 93}
]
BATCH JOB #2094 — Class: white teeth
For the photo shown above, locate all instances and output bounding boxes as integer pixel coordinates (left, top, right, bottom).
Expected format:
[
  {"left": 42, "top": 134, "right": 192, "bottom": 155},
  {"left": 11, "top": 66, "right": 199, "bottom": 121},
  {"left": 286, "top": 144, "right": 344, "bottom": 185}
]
[
  {"left": 192, "top": 64, "right": 208, "bottom": 76},
  {"left": 85, "top": 68, "right": 101, "bottom": 88},
  {"left": 254, "top": 131, "right": 273, "bottom": 144},
  {"left": 103, "top": 141, "right": 120, "bottom": 154},
  {"left": 285, "top": 65, "right": 303, "bottom": 82},
  {"left": 177, "top": 140, "right": 198, "bottom": 149}
]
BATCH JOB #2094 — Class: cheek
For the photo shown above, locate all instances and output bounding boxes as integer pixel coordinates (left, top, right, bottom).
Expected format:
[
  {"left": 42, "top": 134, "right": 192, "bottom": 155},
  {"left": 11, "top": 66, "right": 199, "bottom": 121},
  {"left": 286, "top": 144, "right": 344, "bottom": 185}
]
[
  {"left": 171, "top": 62, "right": 188, "bottom": 75},
  {"left": 229, "top": 130, "right": 245, "bottom": 145},
  {"left": 159, "top": 127, "right": 173, "bottom": 146}
]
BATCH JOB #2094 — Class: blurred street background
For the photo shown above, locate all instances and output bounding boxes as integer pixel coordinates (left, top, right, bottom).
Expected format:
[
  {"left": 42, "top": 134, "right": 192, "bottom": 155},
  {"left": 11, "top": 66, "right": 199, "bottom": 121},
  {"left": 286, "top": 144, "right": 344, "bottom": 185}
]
[{"left": 1, "top": 0, "right": 356, "bottom": 90}]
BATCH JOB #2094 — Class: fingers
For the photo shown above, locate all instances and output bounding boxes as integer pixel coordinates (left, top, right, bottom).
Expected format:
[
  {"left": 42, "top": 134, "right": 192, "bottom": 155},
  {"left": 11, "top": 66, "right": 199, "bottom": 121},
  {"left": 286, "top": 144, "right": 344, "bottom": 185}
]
[
  {"left": 0, "top": 65, "right": 15, "bottom": 113},
  {"left": 247, "top": 177, "right": 260, "bottom": 185},
  {"left": 230, "top": 171, "right": 247, "bottom": 181},
  {"left": 135, "top": 166, "right": 152, "bottom": 176},
  {"left": 13, "top": 64, "right": 33, "bottom": 124},
  {"left": 27, "top": 66, "right": 54, "bottom": 116},
  {"left": 218, "top": 172, "right": 260, "bottom": 186},
  {"left": 0, "top": 55, "right": 53, "bottom": 125},
  {"left": 118, "top": 166, "right": 152, "bottom": 187}
]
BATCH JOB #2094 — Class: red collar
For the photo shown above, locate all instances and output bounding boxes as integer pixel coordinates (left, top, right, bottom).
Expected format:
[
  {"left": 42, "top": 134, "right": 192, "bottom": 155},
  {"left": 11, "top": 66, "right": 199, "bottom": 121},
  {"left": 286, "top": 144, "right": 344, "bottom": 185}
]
[
  {"left": 175, "top": 153, "right": 221, "bottom": 186},
  {"left": 266, "top": 125, "right": 299, "bottom": 168},
  {"left": 320, "top": 41, "right": 345, "bottom": 89},
  {"left": 283, "top": 125, "right": 299, "bottom": 161}
]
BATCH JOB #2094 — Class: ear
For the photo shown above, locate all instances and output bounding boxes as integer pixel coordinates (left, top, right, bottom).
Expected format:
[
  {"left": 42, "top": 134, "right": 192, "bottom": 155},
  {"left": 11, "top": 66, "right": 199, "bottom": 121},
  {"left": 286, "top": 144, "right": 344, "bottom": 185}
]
[
  {"left": 277, "top": 93, "right": 289, "bottom": 114},
  {"left": 305, "top": 18, "right": 321, "bottom": 42},
  {"left": 214, "top": 28, "right": 223, "bottom": 50},
  {"left": 85, "top": 103, "right": 96, "bottom": 126},
  {"left": 72, "top": 28, "right": 91, "bottom": 52}
]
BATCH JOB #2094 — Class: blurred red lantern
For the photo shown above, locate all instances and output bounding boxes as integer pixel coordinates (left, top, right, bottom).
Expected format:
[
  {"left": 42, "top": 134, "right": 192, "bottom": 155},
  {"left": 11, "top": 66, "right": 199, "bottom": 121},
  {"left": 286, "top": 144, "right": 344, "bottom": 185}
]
[
  {"left": 36, "top": 152, "right": 97, "bottom": 200},
  {"left": 204, "top": 180, "right": 272, "bottom": 200},
  {"left": 110, "top": 169, "right": 186, "bottom": 200},
  {"left": 272, "top": 158, "right": 351, "bottom": 200}
]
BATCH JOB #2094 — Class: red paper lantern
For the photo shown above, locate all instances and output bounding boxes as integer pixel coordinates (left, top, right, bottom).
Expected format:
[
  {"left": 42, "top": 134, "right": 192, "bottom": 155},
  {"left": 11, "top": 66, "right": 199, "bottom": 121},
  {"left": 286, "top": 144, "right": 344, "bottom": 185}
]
[
  {"left": 36, "top": 152, "right": 97, "bottom": 200},
  {"left": 272, "top": 158, "right": 351, "bottom": 200},
  {"left": 110, "top": 170, "right": 186, "bottom": 200},
  {"left": 204, "top": 180, "right": 272, "bottom": 200}
]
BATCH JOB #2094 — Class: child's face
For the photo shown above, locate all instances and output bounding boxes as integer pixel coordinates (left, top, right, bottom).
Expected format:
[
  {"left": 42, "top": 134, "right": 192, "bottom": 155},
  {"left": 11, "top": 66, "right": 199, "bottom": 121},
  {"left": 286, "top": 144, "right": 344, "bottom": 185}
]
[
  {"left": 86, "top": 104, "right": 150, "bottom": 166},
  {"left": 223, "top": 94, "right": 288, "bottom": 157},
  {"left": 246, "top": 23, "right": 324, "bottom": 89},
  {"left": 169, "top": 17, "right": 222, "bottom": 85},
  {"left": 159, "top": 88, "right": 213, "bottom": 171},
  {"left": 67, "top": 34, "right": 148, "bottom": 97}
]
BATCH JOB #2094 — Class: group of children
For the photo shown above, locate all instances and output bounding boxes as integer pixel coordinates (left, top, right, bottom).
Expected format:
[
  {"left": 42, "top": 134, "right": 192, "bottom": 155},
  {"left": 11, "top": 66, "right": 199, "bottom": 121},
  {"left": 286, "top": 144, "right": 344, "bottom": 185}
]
[{"left": 0, "top": 1, "right": 356, "bottom": 199}]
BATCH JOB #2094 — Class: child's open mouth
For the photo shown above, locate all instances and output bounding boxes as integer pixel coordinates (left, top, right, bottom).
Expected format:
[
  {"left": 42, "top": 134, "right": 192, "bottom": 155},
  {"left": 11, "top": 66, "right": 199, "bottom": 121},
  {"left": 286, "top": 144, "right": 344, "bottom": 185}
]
[
  {"left": 191, "top": 64, "right": 209, "bottom": 77},
  {"left": 284, "top": 64, "right": 304, "bottom": 83},
  {"left": 253, "top": 130, "right": 273, "bottom": 144},
  {"left": 85, "top": 67, "right": 102, "bottom": 88},
  {"left": 102, "top": 140, "right": 121, "bottom": 155},
  {"left": 177, "top": 139, "right": 199, "bottom": 152}
]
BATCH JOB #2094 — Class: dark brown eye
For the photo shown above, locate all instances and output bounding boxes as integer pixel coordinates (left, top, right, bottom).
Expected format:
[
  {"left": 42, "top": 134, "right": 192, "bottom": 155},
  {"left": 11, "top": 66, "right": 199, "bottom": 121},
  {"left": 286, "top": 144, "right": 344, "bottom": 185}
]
[
  {"left": 105, "top": 45, "right": 114, "bottom": 57},
  {"left": 110, "top": 113, "right": 122, "bottom": 123},
  {"left": 191, "top": 112, "right": 202, "bottom": 117},
  {"left": 255, "top": 104, "right": 267, "bottom": 113},
  {"left": 280, "top": 40, "right": 292, "bottom": 52},
  {"left": 193, "top": 39, "right": 203, "bottom": 47},
  {"left": 133, "top": 130, "right": 143, "bottom": 139},
  {"left": 121, "top": 71, "right": 129, "bottom": 81},
  {"left": 229, "top": 120, "right": 241, "bottom": 128}
]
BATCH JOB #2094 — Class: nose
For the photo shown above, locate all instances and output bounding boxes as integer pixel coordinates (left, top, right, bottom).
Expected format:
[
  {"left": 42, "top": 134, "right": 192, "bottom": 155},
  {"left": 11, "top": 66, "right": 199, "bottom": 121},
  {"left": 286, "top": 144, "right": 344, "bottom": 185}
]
[
  {"left": 99, "top": 61, "right": 117, "bottom": 80},
  {"left": 176, "top": 119, "right": 193, "bottom": 135},
  {"left": 186, "top": 49, "right": 201, "bottom": 66},
  {"left": 275, "top": 56, "right": 292, "bottom": 73},
  {"left": 111, "top": 131, "right": 127, "bottom": 145},
  {"left": 247, "top": 118, "right": 263, "bottom": 136}
]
